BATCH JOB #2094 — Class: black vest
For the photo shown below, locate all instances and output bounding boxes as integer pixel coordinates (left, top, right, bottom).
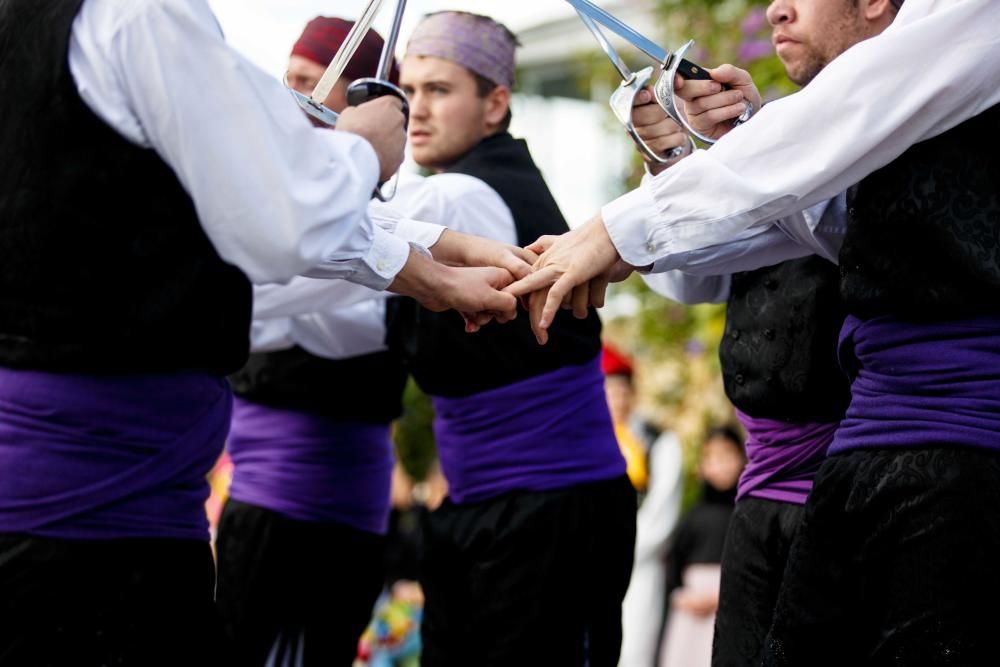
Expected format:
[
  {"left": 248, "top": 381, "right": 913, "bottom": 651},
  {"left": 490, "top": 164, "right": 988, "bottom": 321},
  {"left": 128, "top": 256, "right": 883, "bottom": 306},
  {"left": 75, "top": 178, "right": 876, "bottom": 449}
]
[
  {"left": 720, "top": 257, "right": 850, "bottom": 423},
  {"left": 840, "top": 104, "right": 1000, "bottom": 319},
  {"left": 386, "top": 133, "right": 602, "bottom": 398},
  {"left": 0, "top": 0, "right": 252, "bottom": 375},
  {"left": 229, "top": 343, "right": 408, "bottom": 424}
]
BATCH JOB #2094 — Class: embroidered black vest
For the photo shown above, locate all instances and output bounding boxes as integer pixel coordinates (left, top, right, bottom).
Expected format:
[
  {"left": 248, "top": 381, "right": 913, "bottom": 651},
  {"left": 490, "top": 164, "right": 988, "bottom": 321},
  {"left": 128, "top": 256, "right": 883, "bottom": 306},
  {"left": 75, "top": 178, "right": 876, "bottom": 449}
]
[
  {"left": 840, "top": 104, "right": 1000, "bottom": 319},
  {"left": 720, "top": 257, "right": 850, "bottom": 422},
  {"left": 0, "top": 0, "right": 252, "bottom": 375}
]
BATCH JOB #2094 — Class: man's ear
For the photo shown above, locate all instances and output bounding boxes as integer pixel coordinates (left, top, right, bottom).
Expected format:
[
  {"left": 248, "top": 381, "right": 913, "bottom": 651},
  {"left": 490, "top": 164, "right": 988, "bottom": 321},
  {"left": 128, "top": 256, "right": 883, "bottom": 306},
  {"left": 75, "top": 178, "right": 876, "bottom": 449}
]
[
  {"left": 484, "top": 85, "right": 511, "bottom": 131},
  {"left": 863, "top": 0, "right": 897, "bottom": 26}
]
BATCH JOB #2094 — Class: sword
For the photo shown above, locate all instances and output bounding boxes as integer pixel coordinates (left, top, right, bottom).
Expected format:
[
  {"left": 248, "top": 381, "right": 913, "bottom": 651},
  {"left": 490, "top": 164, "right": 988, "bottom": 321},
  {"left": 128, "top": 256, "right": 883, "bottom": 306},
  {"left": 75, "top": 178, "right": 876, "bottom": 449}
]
[
  {"left": 576, "top": 10, "right": 689, "bottom": 163},
  {"left": 568, "top": 0, "right": 752, "bottom": 145},
  {"left": 285, "top": 0, "right": 388, "bottom": 128},
  {"left": 283, "top": 0, "right": 411, "bottom": 201},
  {"left": 344, "top": 0, "right": 411, "bottom": 201}
]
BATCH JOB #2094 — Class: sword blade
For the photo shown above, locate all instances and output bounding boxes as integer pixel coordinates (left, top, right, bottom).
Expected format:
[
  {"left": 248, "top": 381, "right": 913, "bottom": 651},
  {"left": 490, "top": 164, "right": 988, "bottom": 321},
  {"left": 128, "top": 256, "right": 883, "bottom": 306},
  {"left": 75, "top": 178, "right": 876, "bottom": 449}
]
[
  {"left": 566, "top": 0, "right": 672, "bottom": 66},
  {"left": 376, "top": 0, "right": 408, "bottom": 82},
  {"left": 576, "top": 10, "right": 632, "bottom": 81},
  {"left": 311, "top": 0, "right": 387, "bottom": 103}
]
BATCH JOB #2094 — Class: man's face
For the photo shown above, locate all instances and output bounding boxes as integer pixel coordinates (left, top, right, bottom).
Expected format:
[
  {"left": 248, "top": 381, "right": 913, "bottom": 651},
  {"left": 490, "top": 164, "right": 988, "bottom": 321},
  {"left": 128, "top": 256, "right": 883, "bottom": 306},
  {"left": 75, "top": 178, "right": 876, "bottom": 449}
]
[
  {"left": 766, "top": 0, "right": 872, "bottom": 86},
  {"left": 604, "top": 375, "right": 634, "bottom": 425},
  {"left": 400, "top": 55, "right": 493, "bottom": 171},
  {"left": 286, "top": 54, "right": 349, "bottom": 116}
]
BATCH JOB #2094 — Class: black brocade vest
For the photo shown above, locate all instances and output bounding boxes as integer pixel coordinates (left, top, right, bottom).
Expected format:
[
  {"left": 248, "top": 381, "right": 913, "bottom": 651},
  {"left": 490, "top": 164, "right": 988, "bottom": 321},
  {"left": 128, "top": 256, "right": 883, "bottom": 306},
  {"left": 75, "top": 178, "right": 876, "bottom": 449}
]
[
  {"left": 230, "top": 316, "right": 408, "bottom": 423},
  {"left": 0, "top": 0, "right": 252, "bottom": 375},
  {"left": 386, "top": 133, "right": 601, "bottom": 398},
  {"left": 720, "top": 257, "right": 850, "bottom": 422},
  {"left": 840, "top": 104, "right": 1000, "bottom": 318}
]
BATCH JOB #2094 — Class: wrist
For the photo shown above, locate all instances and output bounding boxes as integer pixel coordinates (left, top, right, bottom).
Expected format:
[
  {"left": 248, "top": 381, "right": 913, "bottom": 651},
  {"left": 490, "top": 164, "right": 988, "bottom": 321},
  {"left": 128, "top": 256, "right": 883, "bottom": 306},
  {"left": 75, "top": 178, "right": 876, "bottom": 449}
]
[
  {"left": 389, "top": 249, "right": 446, "bottom": 303},
  {"left": 429, "top": 229, "right": 462, "bottom": 265}
]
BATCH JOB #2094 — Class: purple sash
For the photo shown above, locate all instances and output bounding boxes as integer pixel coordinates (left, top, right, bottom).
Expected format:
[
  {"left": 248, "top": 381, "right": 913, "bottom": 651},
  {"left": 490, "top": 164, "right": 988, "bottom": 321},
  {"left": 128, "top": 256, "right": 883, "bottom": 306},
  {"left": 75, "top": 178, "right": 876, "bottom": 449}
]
[
  {"left": 227, "top": 398, "right": 394, "bottom": 535},
  {"left": 830, "top": 314, "right": 1000, "bottom": 455},
  {"left": 432, "top": 357, "right": 625, "bottom": 505},
  {"left": 0, "top": 368, "right": 230, "bottom": 540},
  {"left": 736, "top": 410, "right": 838, "bottom": 505}
]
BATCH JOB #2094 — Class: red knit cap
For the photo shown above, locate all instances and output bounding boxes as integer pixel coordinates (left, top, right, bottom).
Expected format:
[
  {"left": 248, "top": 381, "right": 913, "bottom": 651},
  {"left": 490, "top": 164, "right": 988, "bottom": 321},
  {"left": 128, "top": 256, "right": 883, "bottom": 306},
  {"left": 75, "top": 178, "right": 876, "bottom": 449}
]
[
  {"left": 601, "top": 344, "right": 634, "bottom": 377},
  {"left": 291, "top": 16, "right": 399, "bottom": 85}
]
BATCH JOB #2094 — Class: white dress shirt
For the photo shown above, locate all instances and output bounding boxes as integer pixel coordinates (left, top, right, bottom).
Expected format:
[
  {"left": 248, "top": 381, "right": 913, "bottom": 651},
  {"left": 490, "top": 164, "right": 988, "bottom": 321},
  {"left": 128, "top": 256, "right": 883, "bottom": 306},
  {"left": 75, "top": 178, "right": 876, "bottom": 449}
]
[
  {"left": 602, "top": 0, "right": 1000, "bottom": 272},
  {"left": 69, "top": 0, "right": 411, "bottom": 289},
  {"left": 641, "top": 194, "right": 847, "bottom": 304},
  {"left": 250, "top": 172, "right": 515, "bottom": 358}
]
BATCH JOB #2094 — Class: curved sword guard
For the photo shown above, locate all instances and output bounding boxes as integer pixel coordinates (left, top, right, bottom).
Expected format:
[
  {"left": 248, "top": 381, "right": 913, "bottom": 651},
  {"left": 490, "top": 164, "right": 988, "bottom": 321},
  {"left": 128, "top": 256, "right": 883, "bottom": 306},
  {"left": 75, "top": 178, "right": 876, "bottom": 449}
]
[
  {"left": 346, "top": 78, "right": 411, "bottom": 202},
  {"left": 653, "top": 40, "right": 754, "bottom": 145},
  {"left": 610, "top": 66, "right": 685, "bottom": 163}
]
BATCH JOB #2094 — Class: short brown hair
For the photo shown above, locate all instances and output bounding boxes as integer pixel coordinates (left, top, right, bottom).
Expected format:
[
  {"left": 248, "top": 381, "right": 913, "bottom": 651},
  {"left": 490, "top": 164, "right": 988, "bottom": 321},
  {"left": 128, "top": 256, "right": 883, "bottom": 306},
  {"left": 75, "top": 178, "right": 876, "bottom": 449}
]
[{"left": 472, "top": 71, "right": 513, "bottom": 134}]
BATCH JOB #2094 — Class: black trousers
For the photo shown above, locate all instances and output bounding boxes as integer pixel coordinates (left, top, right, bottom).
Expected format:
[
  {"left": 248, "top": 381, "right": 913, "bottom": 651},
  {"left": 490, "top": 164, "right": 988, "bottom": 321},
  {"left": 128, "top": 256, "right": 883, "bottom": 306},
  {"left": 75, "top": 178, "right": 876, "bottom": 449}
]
[
  {"left": 419, "top": 476, "right": 637, "bottom": 667},
  {"left": 215, "top": 500, "right": 386, "bottom": 667},
  {"left": 763, "top": 447, "right": 1000, "bottom": 667},
  {"left": 0, "top": 534, "right": 221, "bottom": 666},
  {"left": 711, "top": 497, "right": 804, "bottom": 667}
]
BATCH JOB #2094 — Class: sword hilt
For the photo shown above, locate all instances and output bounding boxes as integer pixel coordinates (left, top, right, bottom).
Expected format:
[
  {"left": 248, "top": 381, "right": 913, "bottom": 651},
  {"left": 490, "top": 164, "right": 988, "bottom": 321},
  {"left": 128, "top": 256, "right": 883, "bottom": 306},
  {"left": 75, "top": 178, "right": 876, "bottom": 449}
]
[
  {"left": 347, "top": 78, "right": 410, "bottom": 202},
  {"left": 655, "top": 41, "right": 754, "bottom": 145},
  {"left": 676, "top": 58, "right": 713, "bottom": 81}
]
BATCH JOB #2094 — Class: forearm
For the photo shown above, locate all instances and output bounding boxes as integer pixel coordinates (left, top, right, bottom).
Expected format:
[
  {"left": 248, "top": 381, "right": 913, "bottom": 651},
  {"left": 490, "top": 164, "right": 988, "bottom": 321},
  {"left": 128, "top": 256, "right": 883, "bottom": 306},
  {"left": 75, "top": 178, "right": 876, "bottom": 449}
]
[{"left": 603, "top": 0, "right": 1000, "bottom": 269}]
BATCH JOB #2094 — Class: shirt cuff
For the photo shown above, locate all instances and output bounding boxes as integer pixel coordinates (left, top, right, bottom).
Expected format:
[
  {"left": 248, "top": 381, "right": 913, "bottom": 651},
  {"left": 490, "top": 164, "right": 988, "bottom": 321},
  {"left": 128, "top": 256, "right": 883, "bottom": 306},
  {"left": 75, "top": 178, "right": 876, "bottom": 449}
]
[
  {"left": 394, "top": 218, "right": 447, "bottom": 251},
  {"left": 352, "top": 226, "right": 412, "bottom": 290},
  {"left": 601, "top": 183, "right": 665, "bottom": 272}
]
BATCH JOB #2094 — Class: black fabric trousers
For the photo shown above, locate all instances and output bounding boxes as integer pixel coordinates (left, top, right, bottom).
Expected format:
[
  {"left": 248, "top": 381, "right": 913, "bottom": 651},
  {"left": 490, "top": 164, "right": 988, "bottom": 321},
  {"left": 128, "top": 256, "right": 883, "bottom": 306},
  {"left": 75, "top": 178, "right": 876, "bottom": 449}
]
[
  {"left": 711, "top": 497, "right": 804, "bottom": 667},
  {"left": 763, "top": 447, "right": 1000, "bottom": 667},
  {"left": 215, "top": 500, "right": 386, "bottom": 667},
  {"left": 0, "top": 534, "right": 222, "bottom": 666},
  {"left": 419, "top": 475, "right": 637, "bottom": 667}
]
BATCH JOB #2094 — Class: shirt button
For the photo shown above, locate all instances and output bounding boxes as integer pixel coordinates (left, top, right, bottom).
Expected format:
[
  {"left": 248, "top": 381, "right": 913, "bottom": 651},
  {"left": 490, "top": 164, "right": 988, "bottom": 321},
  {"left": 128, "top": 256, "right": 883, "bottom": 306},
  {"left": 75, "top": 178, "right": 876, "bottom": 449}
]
[
  {"left": 735, "top": 373, "right": 746, "bottom": 385},
  {"left": 377, "top": 260, "right": 386, "bottom": 272},
  {"left": 646, "top": 242, "right": 656, "bottom": 254},
  {"left": 731, "top": 329, "right": 741, "bottom": 340}
]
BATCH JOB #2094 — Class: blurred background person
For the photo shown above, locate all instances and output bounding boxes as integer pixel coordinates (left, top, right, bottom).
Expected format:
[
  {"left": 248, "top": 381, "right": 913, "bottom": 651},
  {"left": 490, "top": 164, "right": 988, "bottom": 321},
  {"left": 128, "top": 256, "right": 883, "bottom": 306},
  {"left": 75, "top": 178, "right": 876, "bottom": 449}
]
[
  {"left": 603, "top": 345, "right": 685, "bottom": 667},
  {"left": 660, "top": 426, "right": 745, "bottom": 667}
]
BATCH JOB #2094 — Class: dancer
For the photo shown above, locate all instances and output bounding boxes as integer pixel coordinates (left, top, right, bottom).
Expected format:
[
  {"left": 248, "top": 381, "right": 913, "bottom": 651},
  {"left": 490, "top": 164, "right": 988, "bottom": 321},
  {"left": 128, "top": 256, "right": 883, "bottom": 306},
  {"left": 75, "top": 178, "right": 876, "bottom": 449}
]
[
  {"left": 390, "top": 12, "right": 635, "bottom": 666},
  {"left": 0, "top": 1, "right": 515, "bottom": 663},
  {"left": 510, "top": 1, "right": 1000, "bottom": 663}
]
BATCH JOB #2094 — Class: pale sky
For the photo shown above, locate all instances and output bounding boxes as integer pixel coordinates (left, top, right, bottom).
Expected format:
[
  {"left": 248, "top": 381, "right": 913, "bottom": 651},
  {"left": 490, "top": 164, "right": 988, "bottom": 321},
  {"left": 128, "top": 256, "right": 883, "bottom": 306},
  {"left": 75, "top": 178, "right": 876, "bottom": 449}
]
[{"left": 208, "top": 1, "right": 570, "bottom": 78}]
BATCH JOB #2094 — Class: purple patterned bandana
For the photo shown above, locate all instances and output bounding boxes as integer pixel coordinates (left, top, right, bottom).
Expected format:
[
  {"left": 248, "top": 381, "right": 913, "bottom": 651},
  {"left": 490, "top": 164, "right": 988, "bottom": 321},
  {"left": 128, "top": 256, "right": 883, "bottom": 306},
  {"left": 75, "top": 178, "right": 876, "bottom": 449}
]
[{"left": 406, "top": 11, "right": 517, "bottom": 88}]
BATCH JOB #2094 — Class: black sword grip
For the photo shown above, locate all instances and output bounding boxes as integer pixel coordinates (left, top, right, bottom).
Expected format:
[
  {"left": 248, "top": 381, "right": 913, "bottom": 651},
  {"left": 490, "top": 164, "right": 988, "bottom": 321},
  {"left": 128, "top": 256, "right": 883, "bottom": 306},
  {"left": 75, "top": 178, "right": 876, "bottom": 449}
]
[
  {"left": 676, "top": 58, "right": 713, "bottom": 81},
  {"left": 346, "top": 78, "right": 410, "bottom": 198}
]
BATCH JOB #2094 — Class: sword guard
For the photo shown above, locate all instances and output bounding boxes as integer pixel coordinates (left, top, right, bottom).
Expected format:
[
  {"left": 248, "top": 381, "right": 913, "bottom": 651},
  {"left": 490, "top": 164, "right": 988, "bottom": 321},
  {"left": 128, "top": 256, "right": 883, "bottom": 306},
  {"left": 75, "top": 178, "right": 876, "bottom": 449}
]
[
  {"left": 610, "top": 66, "right": 685, "bottom": 164},
  {"left": 346, "top": 78, "right": 411, "bottom": 201},
  {"left": 654, "top": 40, "right": 754, "bottom": 145}
]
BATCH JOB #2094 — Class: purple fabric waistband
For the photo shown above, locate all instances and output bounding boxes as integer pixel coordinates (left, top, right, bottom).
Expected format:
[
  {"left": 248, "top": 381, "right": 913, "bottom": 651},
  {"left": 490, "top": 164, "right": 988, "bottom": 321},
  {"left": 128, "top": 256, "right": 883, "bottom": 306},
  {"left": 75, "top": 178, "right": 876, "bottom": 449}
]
[
  {"left": 735, "top": 410, "right": 839, "bottom": 505},
  {"left": 432, "top": 357, "right": 625, "bottom": 505},
  {"left": 227, "top": 398, "right": 394, "bottom": 535},
  {"left": 830, "top": 314, "right": 1000, "bottom": 455},
  {"left": 0, "top": 367, "right": 230, "bottom": 541}
]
